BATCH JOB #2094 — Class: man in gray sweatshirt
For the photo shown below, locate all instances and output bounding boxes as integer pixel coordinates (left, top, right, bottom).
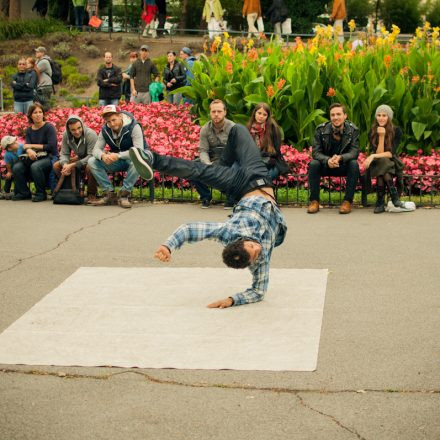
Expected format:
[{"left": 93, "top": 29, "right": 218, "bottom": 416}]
[
  {"left": 53, "top": 115, "right": 99, "bottom": 202},
  {"left": 35, "top": 46, "right": 53, "bottom": 111}
]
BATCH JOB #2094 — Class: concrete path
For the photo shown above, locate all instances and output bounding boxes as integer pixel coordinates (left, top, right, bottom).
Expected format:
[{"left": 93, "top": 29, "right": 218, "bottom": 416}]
[{"left": 1, "top": 201, "right": 439, "bottom": 440}]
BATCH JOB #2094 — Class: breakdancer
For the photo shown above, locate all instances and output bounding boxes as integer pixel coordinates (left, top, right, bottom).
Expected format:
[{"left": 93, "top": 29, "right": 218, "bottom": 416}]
[{"left": 129, "top": 123, "right": 287, "bottom": 308}]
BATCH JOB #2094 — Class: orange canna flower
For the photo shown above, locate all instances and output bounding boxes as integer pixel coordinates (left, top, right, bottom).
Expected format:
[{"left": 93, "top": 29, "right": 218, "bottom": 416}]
[
  {"left": 247, "top": 48, "right": 258, "bottom": 62},
  {"left": 242, "top": 59, "right": 247, "bottom": 68},
  {"left": 383, "top": 54, "right": 391, "bottom": 69},
  {"left": 225, "top": 61, "right": 233, "bottom": 74},
  {"left": 266, "top": 85, "right": 275, "bottom": 98},
  {"left": 326, "top": 87, "right": 336, "bottom": 97},
  {"left": 277, "top": 78, "right": 286, "bottom": 90},
  {"left": 411, "top": 75, "right": 420, "bottom": 84},
  {"left": 267, "top": 47, "right": 273, "bottom": 54},
  {"left": 434, "top": 86, "right": 440, "bottom": 93},
  {"left": 334, "top": 52, "right": 342, "bottom": 61}
]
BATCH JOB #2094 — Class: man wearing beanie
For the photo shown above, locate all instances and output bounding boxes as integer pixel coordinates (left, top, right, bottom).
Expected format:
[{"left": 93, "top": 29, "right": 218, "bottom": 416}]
[{"left": 307, "top": 103, "right": 360, "bottom": 214}]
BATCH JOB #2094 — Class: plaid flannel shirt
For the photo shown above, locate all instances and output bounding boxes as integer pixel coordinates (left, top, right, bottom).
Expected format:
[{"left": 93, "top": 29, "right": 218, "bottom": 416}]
[{"left": 164, "top": 196, "right": 287, "bottom": 306}]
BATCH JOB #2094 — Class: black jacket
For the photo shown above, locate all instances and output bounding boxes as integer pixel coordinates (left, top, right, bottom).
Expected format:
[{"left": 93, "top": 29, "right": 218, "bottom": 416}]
[
  {"left": 97, "top": 64, "right": 122, "bottom": 100},
  {"left": 163, "top": 61, "right": 186, "bottom": 91},
  {"left": 312, "top": 120, "right": 360, "bottom": 166},
  {"left": 265, "top": 0, "right": 289, "bottom": 24},
  {"left": 11, "top": 70, "right": 37, "bottom": 102}
]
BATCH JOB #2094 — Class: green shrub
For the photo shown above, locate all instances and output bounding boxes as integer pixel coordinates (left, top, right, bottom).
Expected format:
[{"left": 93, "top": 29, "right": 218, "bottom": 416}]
[
  {"left": 347, "top": 0, "right": 375, "bottom": 28},
  {"left": 123, "top": 38, "right": 139, "bottom": 50},
  {"left": 52, "top": 42, "right": 72, "bottom": 59},
  {"left": 0, "top": 54, "right": 19, "bottom": 68},
  {"left": 0, "top": 18, "right": 66, "bottom": 40},
  {"left": 153, "top": 55, "right": 167, "bottom": 76},
  {"left": 45, "top": 31, "right": 73, "bottom": 45},
  {"left": 67, "top": 73, "right": 92, "bottom": 89},
  {"left": 65, "top": 56, "right": 78, "bottom": 66},
  {"left": 57, "top": 88, "right": 70, "bottom": 97},
  {"left": 61, "top": 64, "right": 77, "bottom": 78},
  {"left": 80, "top": 44, "right": 100, "bottom": 58}
]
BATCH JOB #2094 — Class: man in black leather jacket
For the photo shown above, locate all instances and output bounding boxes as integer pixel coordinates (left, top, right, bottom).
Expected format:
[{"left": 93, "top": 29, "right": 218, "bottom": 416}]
[{"left": 307, "top": 103, "right": 360, "bottom": 214}]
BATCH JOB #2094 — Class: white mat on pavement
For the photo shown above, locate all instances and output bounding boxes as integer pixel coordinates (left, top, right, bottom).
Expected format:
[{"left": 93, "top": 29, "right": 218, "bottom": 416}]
[{"left": 0, "top": 267, "right": 328, "bottom": 371}]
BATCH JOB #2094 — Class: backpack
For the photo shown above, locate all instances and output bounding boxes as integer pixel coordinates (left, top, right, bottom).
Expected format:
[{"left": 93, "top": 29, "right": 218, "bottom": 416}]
[
  {"left": 49, "top": 58, "right": 62, "bottom": 85},
  {"left": 52, "top": 167, "right": 84, "bottom": 205}
]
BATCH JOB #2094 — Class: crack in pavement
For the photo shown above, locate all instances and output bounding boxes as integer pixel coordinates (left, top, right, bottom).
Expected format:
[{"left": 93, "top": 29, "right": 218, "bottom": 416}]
[
  {"left": 1, "top": 368, "right": 439, "bottom": 395},
  {"left": 295, "top": 392, "right": 367, "bottom": 440},
  {"left": 0, "top": 210, "right": 130, "bottom": 276}
]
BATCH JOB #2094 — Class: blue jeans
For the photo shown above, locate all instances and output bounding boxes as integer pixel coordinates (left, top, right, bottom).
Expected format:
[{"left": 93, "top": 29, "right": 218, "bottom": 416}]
[
  {"left": 98, "top": 99, "right": 120, "bottom": 106},
  {"left": 88, "top": 157, "right": 139, "bottom": 192},
  {"left": 74, "top": 6, "right": 85, "bottom": 30},
  {"left": 14, "top": 101, "right": 33, "bottom": 114}
]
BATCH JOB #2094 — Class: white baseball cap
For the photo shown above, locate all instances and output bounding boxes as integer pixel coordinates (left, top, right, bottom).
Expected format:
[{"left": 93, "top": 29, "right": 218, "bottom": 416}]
[
  {"left": 101, "top": 105, "right": 119, "bottom": 116},
  {"left": 1, "top": 135, "right": 17, "bottom": 149}
]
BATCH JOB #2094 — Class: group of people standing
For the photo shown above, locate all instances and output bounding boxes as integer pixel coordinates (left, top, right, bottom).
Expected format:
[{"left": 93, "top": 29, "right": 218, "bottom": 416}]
[
  {"left": 97, "top": 46, "right": 194, "bottom": 107},
  {"left": 10, "top": 47, "right": 55, "bottom": 115}
]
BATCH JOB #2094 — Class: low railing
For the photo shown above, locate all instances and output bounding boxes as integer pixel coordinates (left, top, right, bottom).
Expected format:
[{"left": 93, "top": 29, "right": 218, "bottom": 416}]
[{"left": 104, "top": 172, "right": 440, "bottom": 207}]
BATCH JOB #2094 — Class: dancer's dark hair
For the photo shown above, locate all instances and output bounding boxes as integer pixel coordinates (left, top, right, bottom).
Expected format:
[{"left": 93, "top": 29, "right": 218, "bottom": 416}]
[{"left": 222, "top": 240, "right": 251, "bottom": 269}]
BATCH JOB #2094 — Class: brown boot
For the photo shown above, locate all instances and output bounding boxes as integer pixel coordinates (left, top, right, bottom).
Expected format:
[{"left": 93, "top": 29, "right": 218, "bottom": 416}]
[
  {"left": 89, "top": 191, "right": 118, "bottom": 206},
  {"left": 307, "top": 200, "right": 320, "bottom": 214},
  {"left": 339, "top": 200, "right": 352, "bottom": 214},
  {"left": 118, "top": 190, "right": 132, "bottom": 209}
]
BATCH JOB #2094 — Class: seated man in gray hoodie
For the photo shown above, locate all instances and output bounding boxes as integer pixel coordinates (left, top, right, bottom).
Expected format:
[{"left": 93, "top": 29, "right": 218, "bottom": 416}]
[
  {"left": 53, "top": 115, "right": 99, "bottom": 202},
  {"left": 87, "top": 105, "right": 147, "bottom": 209}
]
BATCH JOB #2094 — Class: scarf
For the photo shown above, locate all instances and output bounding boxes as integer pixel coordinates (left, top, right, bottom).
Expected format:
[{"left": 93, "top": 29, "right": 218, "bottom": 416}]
[{"left": 250, "top": 122, "right": 266, "bottom": 148}]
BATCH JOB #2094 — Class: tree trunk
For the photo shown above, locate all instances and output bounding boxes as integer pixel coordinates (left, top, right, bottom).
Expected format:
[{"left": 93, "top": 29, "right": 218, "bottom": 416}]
[
  {"left": 0, "top": 0, "right": 9, "bottom": 18},
  {"left": 8, "top": 0, "right": 20, "bottom": 19}
]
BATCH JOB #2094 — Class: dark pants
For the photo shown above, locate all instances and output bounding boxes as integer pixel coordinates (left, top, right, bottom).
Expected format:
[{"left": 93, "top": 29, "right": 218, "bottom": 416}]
[
  {"left": 12, "top": 157, "right": 52, "bottom": 197},
  {"left": 308, "top": 159, "right": 359, "bottom": 203},
  {"left": 153, "top": 124, "right": 271, "bottom": 201},
  {"left": 157, "top": 12, "right": 166, "bottom": 35},
  {"left": 74, "top": 6, "right": 85, "bottom": 30},
  {"left": 34, "top": 86, "right": 52, "bottom": 112},
  {"left": 3, "top": 177, "right": 12, "bottom": 193}
]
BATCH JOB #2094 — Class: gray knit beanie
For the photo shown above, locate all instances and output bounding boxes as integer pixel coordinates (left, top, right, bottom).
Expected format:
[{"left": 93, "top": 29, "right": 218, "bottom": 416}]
[{"left": 375, "top": 104, "right": 393, "bottom": 121}]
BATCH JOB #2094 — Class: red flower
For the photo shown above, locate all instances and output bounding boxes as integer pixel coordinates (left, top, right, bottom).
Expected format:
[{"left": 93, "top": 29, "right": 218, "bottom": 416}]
[{"left": 326, "top": 87, "right": 336, "bottom": 97}]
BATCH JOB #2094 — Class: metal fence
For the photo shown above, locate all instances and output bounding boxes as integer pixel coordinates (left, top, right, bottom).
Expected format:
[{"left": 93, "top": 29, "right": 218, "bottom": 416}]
[{"left": 89, "top": 172, "right": 440, "bottom": 207}]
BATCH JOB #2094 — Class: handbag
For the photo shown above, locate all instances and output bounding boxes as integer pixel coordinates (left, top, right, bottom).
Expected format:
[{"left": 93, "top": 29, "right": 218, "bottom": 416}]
[
  {"left": 89, "top": 15, "right": 102, "bottom": 28},
  {"left": 52, "top": 167, "right": 84, "bottom": 205}
]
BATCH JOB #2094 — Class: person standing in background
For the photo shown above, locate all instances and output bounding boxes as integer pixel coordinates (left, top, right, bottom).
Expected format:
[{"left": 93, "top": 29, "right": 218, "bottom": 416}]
[
  {"left": 155, "top": 0, "right": 167, "bottom": 38},
  {"left": 242, "top": 0, "right": 263, "bottom": 38},
  {"left": 202, "top": 0, "right": 225, "bottom": 39},
  {"left": 330, "top": 0, "right": 346, "bottom": 43}
]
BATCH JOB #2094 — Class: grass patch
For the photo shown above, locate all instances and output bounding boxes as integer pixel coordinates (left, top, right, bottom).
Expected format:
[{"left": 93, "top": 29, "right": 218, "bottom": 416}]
[{"left": 0, "top": 18, "right": 66, "bottom": 40}]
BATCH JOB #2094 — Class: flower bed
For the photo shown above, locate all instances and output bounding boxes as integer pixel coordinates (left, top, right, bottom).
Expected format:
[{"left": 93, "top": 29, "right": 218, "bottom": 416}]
[{"left": 0, "top": 103, "right": 439, "bottom": 193}]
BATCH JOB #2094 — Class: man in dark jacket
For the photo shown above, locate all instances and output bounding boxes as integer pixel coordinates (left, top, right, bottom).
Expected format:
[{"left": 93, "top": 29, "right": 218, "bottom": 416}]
[
  {"left": 88, "top": 105, "right": 148, "bottom": 209},
  {"left": 97, "top": 52, "right": 122, "bottom": 106},
  {"left": 130, "top": 45, "right": 159, "bottom": 104},
  {"left": 265, "top": 0, "right": 289, "bottom": 37},
  {"left": 53, "top": 115, "right": 99, "bottom": 202},
  {"left": 11, "top": 58, "right": 37, "bottom": 114},
  {"left": 307, "top": 103, "right": 360, "bottom": 214},
  {"left": 155, "top": 0, "right": 167, "bottom": 37}
]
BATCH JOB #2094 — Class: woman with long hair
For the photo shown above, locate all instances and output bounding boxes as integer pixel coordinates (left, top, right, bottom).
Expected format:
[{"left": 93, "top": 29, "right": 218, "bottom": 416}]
[
  {"left": 11, "top": 102, "right": 58, "bottom": 202},
  {"left": 246, "top": 102, "right": 289, "bottom": 180},
  {"left": 364, "top": 104, "right": 404, "bottom": 213},
  {"left": 163, "top": 51, "right": 186, "bottom": 104}
]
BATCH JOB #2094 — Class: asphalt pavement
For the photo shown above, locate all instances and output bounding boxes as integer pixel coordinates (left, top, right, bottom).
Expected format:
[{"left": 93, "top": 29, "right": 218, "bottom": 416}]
[{"left": 0, "top": 200, "right": 439, "bottom": 440}]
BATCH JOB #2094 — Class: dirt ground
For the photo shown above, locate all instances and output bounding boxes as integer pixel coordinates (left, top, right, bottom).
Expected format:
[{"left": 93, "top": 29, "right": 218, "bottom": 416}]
[{"left": 0, "top": 32, "right": 206, "bottom": 105}]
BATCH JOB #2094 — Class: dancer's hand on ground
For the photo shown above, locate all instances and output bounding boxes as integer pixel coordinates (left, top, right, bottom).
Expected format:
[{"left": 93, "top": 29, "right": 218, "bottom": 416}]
[
  {"left": 207, "top": 297, "right": 233, "bottom": 309},
  {"left": 154, "top": 245, "right": 171, "bottom": 262}
]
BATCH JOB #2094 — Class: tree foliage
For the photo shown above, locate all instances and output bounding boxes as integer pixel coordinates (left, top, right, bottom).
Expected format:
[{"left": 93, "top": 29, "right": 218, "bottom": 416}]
[{"left": 380, "top": 0, "right": 421, "bottom": 33}]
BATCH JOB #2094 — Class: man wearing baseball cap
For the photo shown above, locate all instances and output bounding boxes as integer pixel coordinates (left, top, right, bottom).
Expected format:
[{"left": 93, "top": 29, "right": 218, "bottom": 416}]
[
  {"left": 34, "top": 46, "right": 53, "bottom": 111},
  {"left": 87, "top": 105, "right": 148, "bottom": 208},
  {"left": 130, "top": 45, "right": 159, "bottom": 104}
]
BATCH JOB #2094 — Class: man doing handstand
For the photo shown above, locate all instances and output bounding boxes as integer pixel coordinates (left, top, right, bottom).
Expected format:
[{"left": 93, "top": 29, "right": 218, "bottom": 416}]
[{"left": 129, "top": 123, "right": 287, "bottom": 309}]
